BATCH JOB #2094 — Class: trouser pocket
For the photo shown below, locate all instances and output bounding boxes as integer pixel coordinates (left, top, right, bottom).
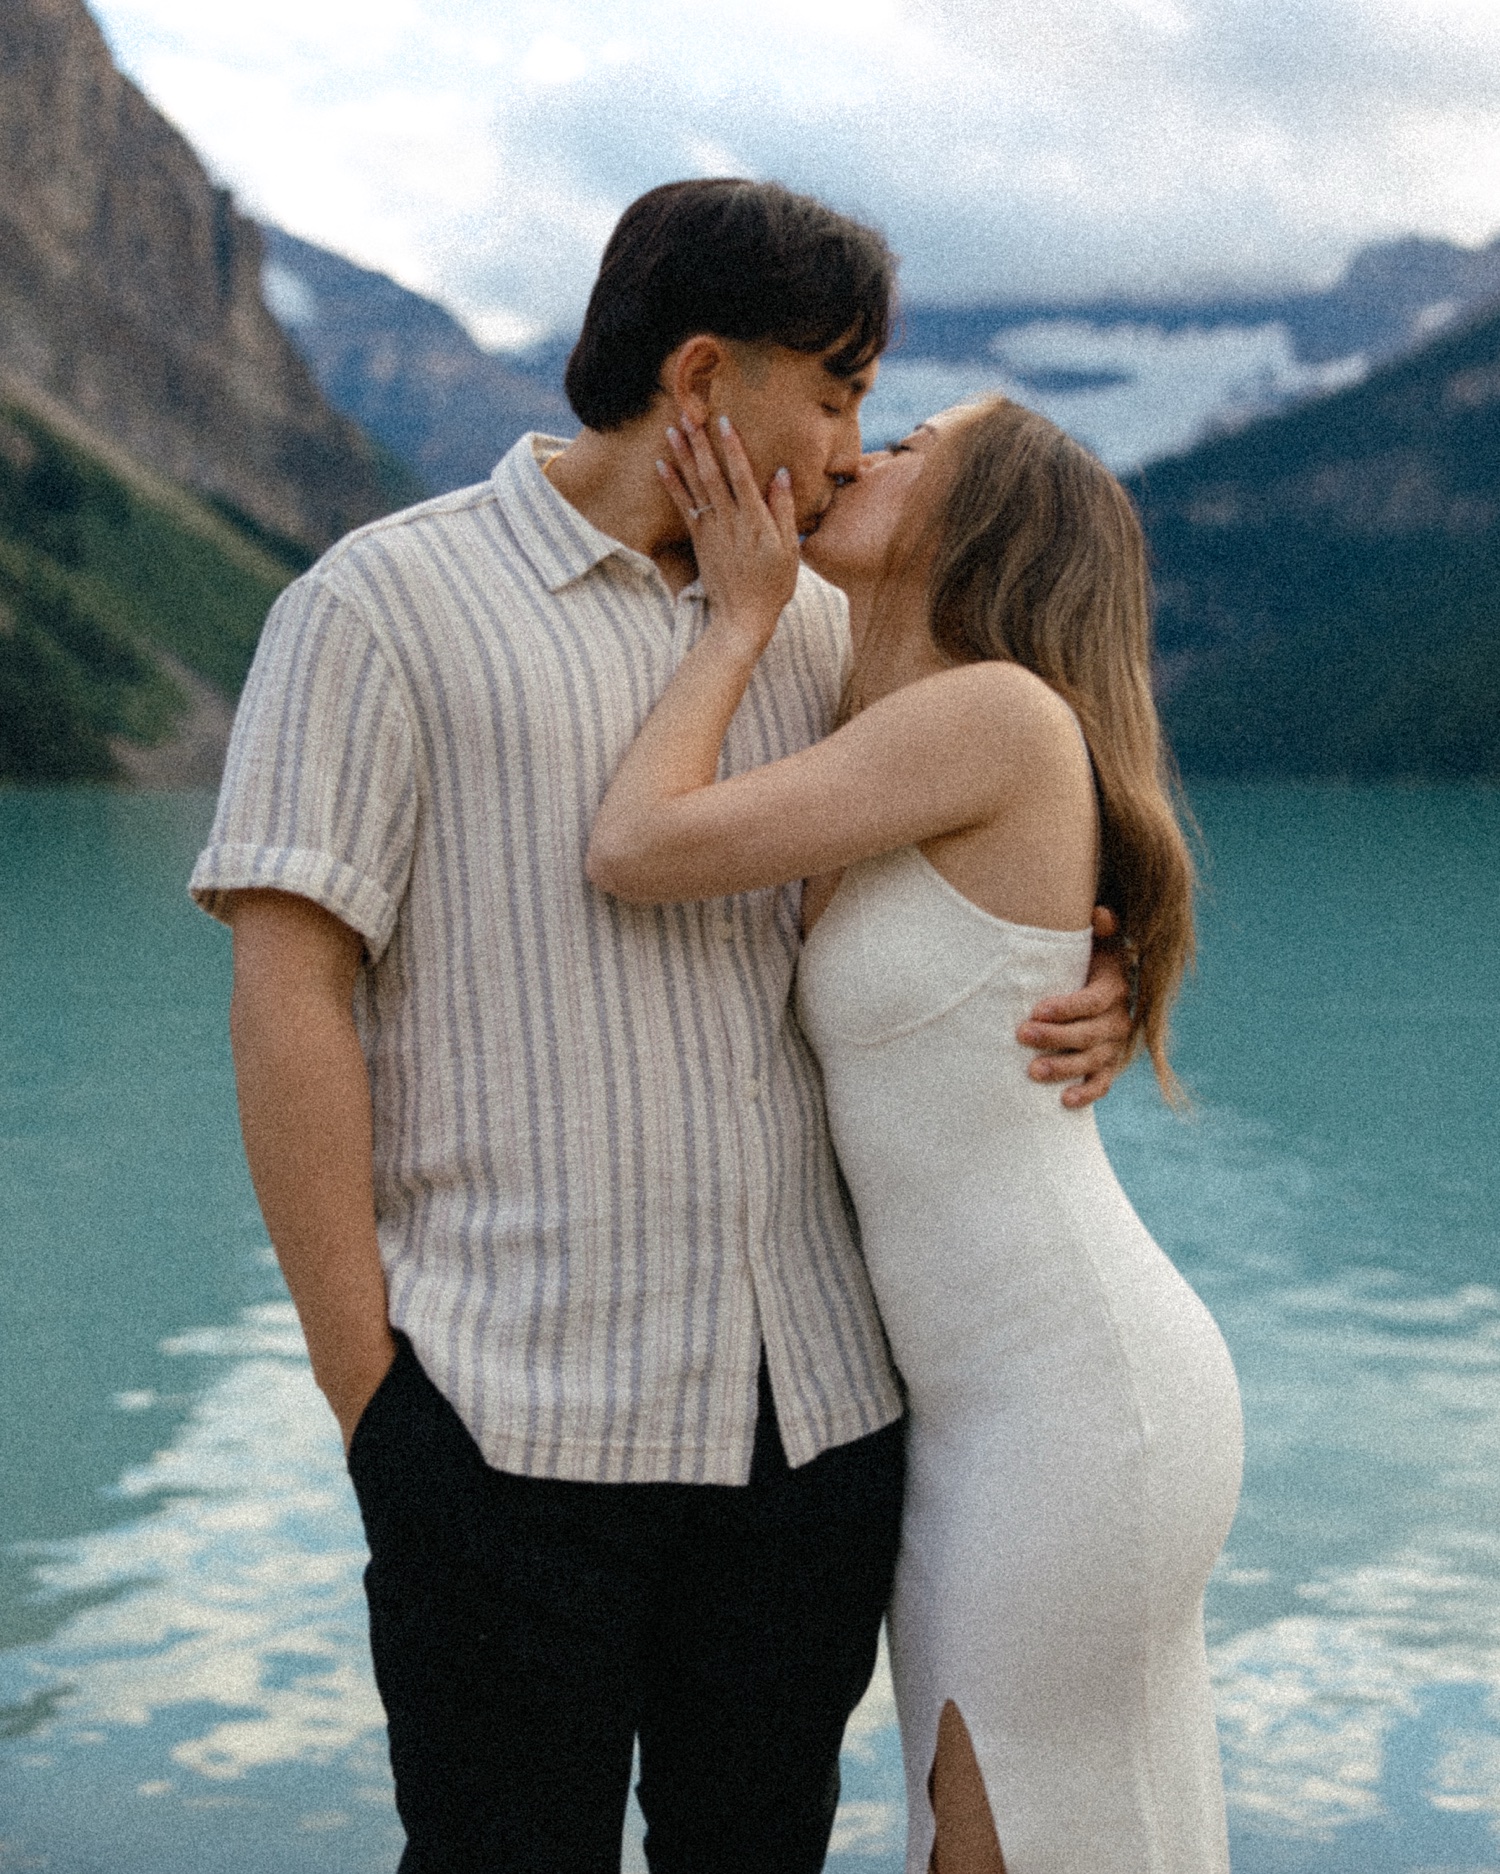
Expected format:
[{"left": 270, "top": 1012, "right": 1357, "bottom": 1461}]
[
  {"left": 346, "top": 1334, "right": 486, "bottom": 1551},
  {"left": 345, "top": 1335, "right": 411, "bottom": 1472}
]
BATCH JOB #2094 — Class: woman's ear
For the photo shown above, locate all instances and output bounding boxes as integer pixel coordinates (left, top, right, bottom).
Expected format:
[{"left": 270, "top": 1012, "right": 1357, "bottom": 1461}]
[{"left": 661, "top": 334, "right": 727, "bottom": 428}]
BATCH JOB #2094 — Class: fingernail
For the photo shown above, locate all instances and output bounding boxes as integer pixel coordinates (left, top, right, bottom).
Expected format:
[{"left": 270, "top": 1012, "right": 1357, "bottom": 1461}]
[
  {"left": 666, "top": 427, "right": 680, "bottom": 446},
  {"left": 775, "top": 466, "right": 790, "bottom": 485},
  {"left": 655, "top": 458, "right": 668, "bottom": 475},
  {"left": 679, "top": 412, "right": 693, "bottom": 430},
  {"left": 719, "top": 414, "right": 732, "bottom": 435}
]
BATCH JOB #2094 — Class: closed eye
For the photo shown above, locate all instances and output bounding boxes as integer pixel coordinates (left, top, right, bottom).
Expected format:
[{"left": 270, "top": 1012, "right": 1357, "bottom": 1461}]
[{"left": 888, "top": 441, "right": 911, "bottom": 455}]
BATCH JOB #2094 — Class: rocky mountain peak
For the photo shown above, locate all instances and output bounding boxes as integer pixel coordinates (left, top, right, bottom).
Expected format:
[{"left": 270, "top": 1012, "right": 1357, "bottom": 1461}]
[{"left": 0, "top": 0, "right": 404, "bottom": 549}]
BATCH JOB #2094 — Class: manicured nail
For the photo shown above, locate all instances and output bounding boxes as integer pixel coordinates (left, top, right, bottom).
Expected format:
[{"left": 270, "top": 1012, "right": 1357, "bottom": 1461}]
[
  {"left": 666, "top": 427, "right": 681, "bottom": 447},
  {"left": 719, "top": 414, "right": 732, "bottom": 435},
  {"left": 655, "top": 458, "right": 668, "bottom": 476},
  {"left": 679, "top": 411, "right": 693, "bottom": 430},
  {"left": 775, "top": 466, "right": 790, "bottom": 485}
]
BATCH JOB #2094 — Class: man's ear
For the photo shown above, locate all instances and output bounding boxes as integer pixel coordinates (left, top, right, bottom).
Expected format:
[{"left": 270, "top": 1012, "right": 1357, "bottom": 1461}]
[{"left": 661, "top": 335, "right": 728, "bottom": 427}]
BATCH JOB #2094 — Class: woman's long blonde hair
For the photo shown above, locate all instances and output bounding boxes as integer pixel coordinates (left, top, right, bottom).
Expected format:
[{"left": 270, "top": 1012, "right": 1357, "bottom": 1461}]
[{"left": 921, "top": 397, "right": 1196, "bottom": 1099}]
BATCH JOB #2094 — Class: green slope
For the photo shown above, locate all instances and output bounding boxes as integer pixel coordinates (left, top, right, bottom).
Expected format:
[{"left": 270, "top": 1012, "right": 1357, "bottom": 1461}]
[
  {"left": 1149, "top": 525, "right": 1500, "bottom": 779},
  {"left": 1131, "top": 300, "right": 1500, "bottom": 778},
  {"left": 0, "top": 394, "right": 305, "bottom": 782}
]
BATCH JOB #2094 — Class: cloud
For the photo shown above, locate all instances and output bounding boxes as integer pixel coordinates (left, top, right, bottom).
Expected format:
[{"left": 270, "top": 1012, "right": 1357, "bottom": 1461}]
[{"left": 89, "top": 0, "right": 1500, "bottom": 340}]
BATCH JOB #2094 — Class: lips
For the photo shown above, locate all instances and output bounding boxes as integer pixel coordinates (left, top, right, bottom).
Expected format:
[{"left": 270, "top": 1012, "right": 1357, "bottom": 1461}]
[{"left": 798, "top": 503, "right": 831, "bottom": 546}]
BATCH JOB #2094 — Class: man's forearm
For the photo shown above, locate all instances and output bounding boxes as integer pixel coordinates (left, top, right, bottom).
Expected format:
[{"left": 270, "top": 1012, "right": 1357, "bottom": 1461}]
[{"left": 229, "top": 895, "right": 396, "bottom": 1446}]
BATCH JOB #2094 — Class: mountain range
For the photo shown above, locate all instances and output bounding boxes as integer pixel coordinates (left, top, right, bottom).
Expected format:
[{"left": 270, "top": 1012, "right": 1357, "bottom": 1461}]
[
  {"left": 1136, "top": 298, "right": 1500, "bottom": 777},
  {"left": 260, "top": 226, "right": 573, "bottom": 499},
  {"left": 260, "top": 225, "right": 1500, "bottom": 485},
  {"left": 896, "top": 233, "right": 1500, "bottom": 372},
  {"left": 0, "top": 0, "right": 415, "bottom": 556},
  {"left": 0, "top": 0, "right": 1494, "bottom": 783},
  {"left": 260, "top": 223, "right": 1497, "bottom": 778}
]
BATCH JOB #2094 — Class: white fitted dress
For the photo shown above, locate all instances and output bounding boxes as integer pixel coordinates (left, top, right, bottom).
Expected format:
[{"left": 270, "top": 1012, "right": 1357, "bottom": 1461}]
[{"left": 796, "top": 847, "right": 1242, "bottom": 1874}]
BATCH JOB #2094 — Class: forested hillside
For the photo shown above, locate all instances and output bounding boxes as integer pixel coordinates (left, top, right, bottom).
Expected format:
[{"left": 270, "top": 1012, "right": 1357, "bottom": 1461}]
[
  {"left": 0, "top": 388, "right": 299, "bottom": 782},
  {"left": 1136, "top": 302, "right": 1500, "bottom": 777}
]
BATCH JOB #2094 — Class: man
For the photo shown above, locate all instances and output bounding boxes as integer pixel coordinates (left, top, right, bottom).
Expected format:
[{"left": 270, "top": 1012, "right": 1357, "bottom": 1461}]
[{"left": 191, "top": 179, "right": 1130, "bottom": 1872}]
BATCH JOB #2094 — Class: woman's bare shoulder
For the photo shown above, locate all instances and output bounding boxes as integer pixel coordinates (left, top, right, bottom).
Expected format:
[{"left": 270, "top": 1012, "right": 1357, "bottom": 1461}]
[{"left": 900, "top": 660, "right": 1083, "bottom": 759}]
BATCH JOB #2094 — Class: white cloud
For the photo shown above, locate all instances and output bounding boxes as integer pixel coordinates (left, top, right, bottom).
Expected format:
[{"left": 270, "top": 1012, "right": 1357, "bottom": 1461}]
[
  {"left": 88, "top": 0, "right": 1500, "bottom": 338},
  {"left": 519, "top": 33, "right": 591, "bottom": 87}
]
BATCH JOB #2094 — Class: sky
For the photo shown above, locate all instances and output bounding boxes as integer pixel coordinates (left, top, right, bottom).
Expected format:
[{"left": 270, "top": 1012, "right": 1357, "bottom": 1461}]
[{"left": 90, "top": 0, "right": 1500, "bottom": 349}]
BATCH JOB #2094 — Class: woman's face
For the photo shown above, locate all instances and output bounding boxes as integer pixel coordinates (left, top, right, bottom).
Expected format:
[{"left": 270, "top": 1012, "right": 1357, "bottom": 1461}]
[{"left": 801, "top": 403, "right": 974, "bottom": 585}]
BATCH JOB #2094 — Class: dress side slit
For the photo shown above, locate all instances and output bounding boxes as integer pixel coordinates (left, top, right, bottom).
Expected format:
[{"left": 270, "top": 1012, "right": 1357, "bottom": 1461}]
[{"left": 928, "top": 1698, "right": 1007, "bottom": 1874}]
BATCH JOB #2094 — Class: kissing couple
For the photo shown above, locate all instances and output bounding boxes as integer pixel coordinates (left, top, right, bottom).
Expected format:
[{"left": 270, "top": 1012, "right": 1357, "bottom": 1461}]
[{"left": 194, "top": 177, "right": 1242, "bottom": 1872}]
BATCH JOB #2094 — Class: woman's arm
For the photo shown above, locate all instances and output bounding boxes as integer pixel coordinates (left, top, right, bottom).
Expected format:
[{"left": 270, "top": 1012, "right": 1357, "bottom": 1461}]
[
  {"left": 588, "top": 414, "right": 1042, "bottom": 903},
  {"left": 590, "top": 415, "right": 1135, "bottom": 1111},
  {"left": 589, "top": 657, "right": 1051, "bottom": 901}
]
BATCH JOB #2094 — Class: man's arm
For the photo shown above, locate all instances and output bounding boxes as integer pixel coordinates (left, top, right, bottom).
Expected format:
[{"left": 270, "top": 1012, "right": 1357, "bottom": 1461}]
[
  {"left": 226, "top": 888, "right": 396, "bottom": 1449},
  {"left": 1019, "top": 908, "right": 1134, "bottom": 1109}
]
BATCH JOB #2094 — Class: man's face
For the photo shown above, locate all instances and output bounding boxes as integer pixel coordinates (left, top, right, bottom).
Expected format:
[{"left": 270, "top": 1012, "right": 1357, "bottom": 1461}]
[{"left": 711, "top": 346, "right": 877, "bottom": 537}]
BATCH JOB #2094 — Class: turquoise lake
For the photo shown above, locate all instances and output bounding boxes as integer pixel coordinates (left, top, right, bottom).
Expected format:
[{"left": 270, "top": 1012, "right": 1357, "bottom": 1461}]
[{"left": 2, "top": 783, "right": 1498, "bottom": 1871}]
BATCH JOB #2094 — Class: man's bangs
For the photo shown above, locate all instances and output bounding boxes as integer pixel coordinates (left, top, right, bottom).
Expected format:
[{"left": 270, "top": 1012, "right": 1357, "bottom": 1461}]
[
  {"left": 823, "top": 306, "right": 890, "bottom": 380},
  {"left": 783, "top": 291, "right": 891, "bottom": 380}
]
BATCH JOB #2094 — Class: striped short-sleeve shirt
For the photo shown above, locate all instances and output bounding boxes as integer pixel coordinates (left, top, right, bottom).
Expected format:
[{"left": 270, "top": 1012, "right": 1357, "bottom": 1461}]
[{"left": 191, "top": 433, "right": 902, "bottom": 1485}]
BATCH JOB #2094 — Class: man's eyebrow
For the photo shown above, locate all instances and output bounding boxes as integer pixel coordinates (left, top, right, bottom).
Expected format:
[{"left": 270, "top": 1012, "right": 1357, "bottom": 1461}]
[{"left": 825, "top": 364, "right": 874, "bottom": 397}]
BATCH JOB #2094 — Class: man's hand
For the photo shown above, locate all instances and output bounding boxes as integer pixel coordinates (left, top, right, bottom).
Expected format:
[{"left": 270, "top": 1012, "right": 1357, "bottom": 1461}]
[{"left": 1018, "top": 907, "right": 1133, "bottom": 1109}]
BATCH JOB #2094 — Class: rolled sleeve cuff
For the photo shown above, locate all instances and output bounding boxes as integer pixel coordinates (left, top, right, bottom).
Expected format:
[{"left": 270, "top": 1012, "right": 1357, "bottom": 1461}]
[{"left": 189, "top": 843, "right": 401, "bottom": 958}]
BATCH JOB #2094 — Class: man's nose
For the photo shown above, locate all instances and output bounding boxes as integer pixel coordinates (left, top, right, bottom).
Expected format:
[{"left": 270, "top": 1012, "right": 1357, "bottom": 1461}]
[{"left": 827, "top": 414, "right": 864, "bottom": 485}]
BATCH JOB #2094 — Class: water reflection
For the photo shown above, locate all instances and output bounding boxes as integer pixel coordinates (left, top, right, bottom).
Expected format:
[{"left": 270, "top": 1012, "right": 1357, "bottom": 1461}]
[
  {"left": 32, "top": 1307, "right": 375, "bottom": 1780},
  {"left": 1101, "top": 1052, "right": 1500, "bottom": 1869},
  {"left": 0, "top": 1301, "right": 400, "bottom": 1867}
]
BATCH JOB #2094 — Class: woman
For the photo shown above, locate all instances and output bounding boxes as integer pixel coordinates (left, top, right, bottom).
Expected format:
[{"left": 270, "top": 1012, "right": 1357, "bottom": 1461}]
[{"left": 588, "top": 398, "right": 1243, "bottom": 1872}]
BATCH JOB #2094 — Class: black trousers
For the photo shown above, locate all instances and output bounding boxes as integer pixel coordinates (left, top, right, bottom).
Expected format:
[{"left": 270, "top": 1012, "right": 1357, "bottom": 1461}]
[{"left": 347, "top": 1336, "right": 905, "bottom": 1873}]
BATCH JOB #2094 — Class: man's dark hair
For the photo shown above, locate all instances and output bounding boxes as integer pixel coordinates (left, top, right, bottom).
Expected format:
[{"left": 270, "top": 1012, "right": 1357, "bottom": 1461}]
[{"left": 565, "top": 179, "right": 896, "bottom": 431}]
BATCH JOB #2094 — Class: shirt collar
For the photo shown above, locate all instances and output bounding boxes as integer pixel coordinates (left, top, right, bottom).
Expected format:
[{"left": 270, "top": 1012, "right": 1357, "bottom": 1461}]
[{"left": 491, "top": 433, "right": 663, "bottom": 595}]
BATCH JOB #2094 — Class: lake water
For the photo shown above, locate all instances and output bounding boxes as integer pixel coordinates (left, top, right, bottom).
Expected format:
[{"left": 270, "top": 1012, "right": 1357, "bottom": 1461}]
[{"left": 2, "top": 784, "right": 1498, "bottom": 1872}]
